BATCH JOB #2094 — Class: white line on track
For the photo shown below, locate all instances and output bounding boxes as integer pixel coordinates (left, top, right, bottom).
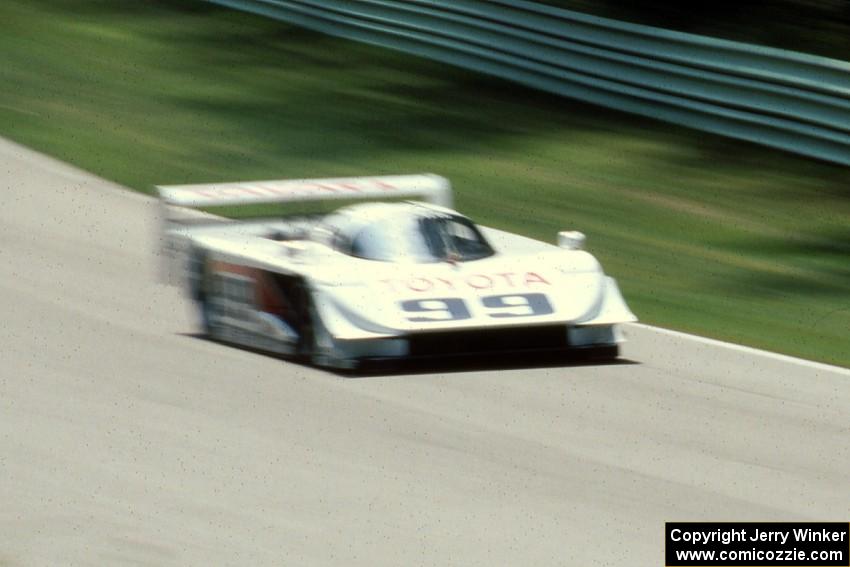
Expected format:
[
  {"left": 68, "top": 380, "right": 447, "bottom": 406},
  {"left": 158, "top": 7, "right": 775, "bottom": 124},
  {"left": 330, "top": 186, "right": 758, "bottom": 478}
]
[{"left": 629, "top": 323, "right": 849, "bottom": 376}]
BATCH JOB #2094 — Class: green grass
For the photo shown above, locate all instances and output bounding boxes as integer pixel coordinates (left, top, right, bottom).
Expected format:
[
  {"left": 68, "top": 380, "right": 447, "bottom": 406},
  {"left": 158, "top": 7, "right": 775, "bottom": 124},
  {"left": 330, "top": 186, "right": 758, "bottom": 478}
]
[{"left": 2, "top": 0, "right": 849, "bottom": 366}]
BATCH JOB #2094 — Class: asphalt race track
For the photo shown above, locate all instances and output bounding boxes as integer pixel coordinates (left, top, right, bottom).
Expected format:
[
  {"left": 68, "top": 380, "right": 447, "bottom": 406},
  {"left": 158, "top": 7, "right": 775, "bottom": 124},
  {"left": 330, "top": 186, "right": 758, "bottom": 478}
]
[{"left": 1, "top": 137, "right": 848, "bottom": 566}]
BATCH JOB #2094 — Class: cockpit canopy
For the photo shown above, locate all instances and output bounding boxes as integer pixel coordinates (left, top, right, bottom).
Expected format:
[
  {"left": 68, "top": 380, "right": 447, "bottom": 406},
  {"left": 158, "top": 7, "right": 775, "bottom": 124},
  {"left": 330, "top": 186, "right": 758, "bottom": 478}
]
[{"left": 312, "top": 202, "right": 495, "bottom": 263}]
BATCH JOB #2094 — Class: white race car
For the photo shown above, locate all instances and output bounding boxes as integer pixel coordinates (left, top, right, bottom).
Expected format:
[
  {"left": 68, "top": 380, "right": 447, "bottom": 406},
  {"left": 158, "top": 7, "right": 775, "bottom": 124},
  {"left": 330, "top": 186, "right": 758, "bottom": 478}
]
[{"left": 158, "top": 174, "right": 636, "bottom": 370}]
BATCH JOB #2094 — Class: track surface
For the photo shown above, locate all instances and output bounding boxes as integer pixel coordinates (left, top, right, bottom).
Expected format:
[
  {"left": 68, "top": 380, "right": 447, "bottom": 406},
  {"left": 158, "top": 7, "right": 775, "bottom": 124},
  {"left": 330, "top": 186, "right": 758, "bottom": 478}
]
[{"left": 1, "top": 138, "right": 848, "bottom": 566}]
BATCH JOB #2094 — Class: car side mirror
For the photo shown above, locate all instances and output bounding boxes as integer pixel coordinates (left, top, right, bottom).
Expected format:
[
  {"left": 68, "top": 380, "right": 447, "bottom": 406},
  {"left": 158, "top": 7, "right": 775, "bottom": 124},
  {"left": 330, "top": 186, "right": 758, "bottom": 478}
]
[{"left": 558, "top": 230, "right": 586, "bottom": 250}]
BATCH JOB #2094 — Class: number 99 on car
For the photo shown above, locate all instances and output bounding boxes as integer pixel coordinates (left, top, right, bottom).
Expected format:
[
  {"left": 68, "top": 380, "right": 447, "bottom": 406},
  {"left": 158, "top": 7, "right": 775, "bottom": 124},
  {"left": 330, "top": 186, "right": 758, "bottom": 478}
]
[{"left": 400, "top": 293, "right": 554, "bottom": 322}]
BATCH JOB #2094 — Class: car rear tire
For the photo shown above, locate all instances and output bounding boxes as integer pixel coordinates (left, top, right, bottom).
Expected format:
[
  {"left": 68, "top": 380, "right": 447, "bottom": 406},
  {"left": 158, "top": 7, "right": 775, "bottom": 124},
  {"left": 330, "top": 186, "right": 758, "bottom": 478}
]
[{"left": 198, "top": 262, "right": 220, "bottom": 339}]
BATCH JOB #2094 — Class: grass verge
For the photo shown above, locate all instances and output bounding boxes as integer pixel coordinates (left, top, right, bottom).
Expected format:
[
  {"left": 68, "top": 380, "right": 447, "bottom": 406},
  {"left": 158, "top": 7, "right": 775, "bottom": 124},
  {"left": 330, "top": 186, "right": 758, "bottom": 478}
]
[{"left": 2, "top": 0, "right": 849, "bottom": 366}]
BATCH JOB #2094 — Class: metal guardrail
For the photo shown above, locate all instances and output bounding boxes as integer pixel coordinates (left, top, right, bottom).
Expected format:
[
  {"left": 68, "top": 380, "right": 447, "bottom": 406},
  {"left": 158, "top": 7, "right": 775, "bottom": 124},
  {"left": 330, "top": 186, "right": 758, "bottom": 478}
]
[{"left": 207, "top": 0, "right": 850, "bottom": 165}]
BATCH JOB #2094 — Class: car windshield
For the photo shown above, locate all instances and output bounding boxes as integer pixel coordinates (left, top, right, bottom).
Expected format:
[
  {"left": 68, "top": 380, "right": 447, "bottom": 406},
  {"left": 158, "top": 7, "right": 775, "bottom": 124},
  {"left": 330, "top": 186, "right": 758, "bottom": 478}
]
[{"left": 349, "top": 214, "right": 494, "bottom": 263}]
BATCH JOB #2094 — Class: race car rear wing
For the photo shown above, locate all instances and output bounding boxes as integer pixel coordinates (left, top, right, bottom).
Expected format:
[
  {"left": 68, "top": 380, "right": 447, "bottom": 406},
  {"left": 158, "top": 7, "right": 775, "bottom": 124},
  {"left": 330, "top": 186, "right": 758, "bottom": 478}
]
[
  {"left": 157, "top": 173, "right": 452, "bottom": 209},
  {"left": 155, "top": 174, "right": 452, "bottom": 284}
]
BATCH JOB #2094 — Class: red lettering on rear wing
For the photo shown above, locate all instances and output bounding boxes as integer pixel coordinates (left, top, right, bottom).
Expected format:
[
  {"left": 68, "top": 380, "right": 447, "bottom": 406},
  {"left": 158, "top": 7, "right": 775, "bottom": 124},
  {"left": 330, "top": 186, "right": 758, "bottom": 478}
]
[{"left": 156, "top": 174, "right": 452, "bottom": 208}]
